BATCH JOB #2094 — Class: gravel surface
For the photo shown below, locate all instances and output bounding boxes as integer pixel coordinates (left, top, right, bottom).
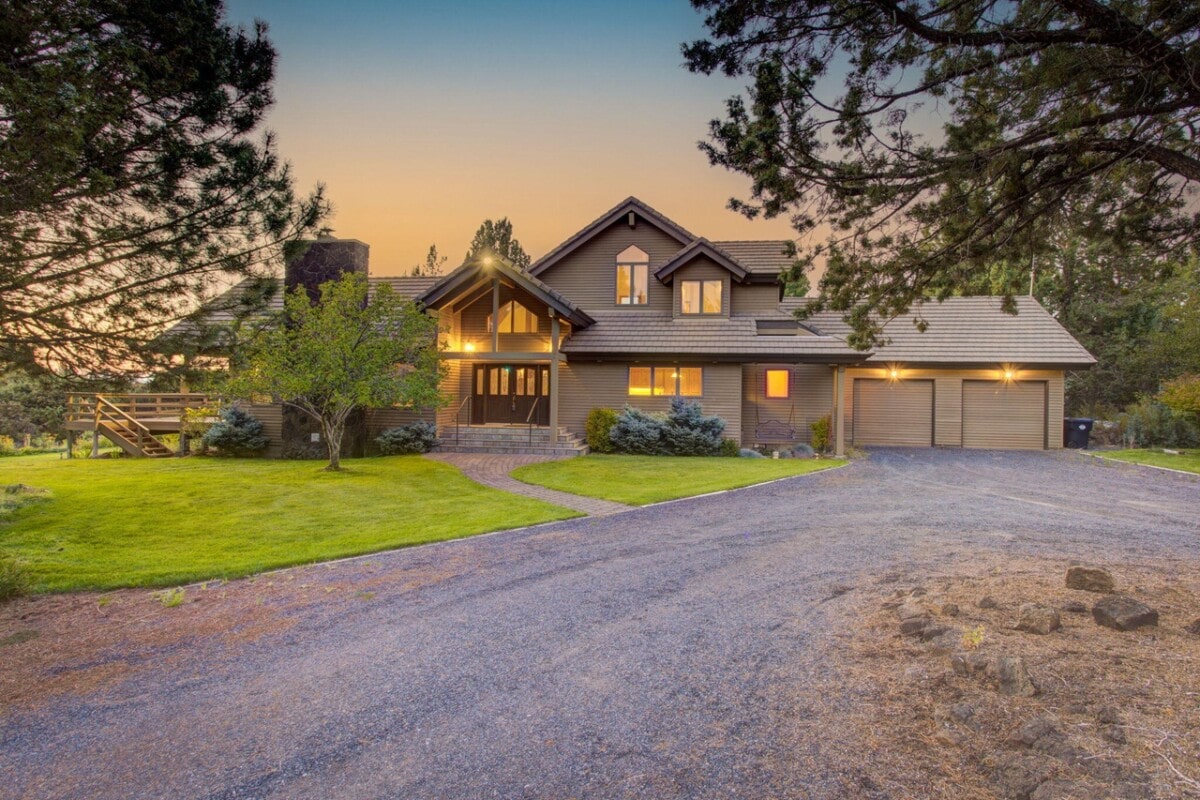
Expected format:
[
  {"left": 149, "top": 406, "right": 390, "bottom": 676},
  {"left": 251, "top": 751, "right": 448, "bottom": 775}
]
[{"left": 1, "top": 449, "right": 1197, "bottom": 799}]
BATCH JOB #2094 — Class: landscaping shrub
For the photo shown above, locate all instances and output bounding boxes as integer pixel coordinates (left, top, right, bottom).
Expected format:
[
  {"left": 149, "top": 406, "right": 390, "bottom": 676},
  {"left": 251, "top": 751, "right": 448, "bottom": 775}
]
[
  {"left": 739, "top": 448, "right": 766, "bottom": 458},
  {"left": 1120, "top": 398, "right": 1200, "bottom": 448},
  {"left": 376, "top": 420, "right": 439, "bottom": 455},
  {"left": 810, "top": 414, "right": 831, "bottom": 453},
  {"left": 609, "top": 406, "right": 668, "bottom": 455},
  {"left": 201, "top": 407, "right": 269, "bottom": 456},
  {"left": 719, "top": 438, "right": 740, "bottom": 457},
  {"left": 1159, "top": 375, "right": 1200, "bottom": 421},
  {"left": 608, "top": 399, "right": 726, "bottom": 456},
  {"left": 585, "top": 408, "right": 619, "bottom": 453},
  {"left": 0, "top": 553, "right": 29, "bottom": 601}
]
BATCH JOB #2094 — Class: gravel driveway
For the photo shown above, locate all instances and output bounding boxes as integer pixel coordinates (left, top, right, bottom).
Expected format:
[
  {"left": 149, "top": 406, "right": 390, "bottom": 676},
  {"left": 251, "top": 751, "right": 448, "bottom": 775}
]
[{"left": 2, "top": 449, "right": 1197, "bottom": 799}]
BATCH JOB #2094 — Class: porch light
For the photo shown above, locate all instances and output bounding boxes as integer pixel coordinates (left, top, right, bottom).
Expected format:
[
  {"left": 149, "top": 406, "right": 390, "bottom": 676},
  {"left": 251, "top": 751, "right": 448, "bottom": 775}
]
[
  {"left": 464, "top": 342, "right": 476, "bottom": 352},
  {"left": 1002, "top": 366, "right": 1017, "bottom": 382},
  {"left": 887, "top": 364, "right": 903, "bottom": 381},
  {"left": 481, "top": 255, "right": 493, "bottom": 266}
]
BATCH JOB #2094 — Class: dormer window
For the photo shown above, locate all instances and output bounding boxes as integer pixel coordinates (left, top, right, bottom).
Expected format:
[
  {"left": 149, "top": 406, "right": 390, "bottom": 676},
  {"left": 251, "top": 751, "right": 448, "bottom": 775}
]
[
  {"left": 615, "top": 245, "right": 649, "bottom": 305},
  {"left": 488, "top": 300, "right": 539, "bottom": 333},
  {"left": 680, "top": 279, "right": 722, "bottom": 315}
]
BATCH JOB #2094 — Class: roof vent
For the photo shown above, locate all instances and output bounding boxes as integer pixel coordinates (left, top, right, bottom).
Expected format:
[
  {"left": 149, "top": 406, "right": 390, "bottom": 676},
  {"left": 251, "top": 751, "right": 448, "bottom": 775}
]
[{"left": 627, "top": 211, "right": 636, "bottom": 228}]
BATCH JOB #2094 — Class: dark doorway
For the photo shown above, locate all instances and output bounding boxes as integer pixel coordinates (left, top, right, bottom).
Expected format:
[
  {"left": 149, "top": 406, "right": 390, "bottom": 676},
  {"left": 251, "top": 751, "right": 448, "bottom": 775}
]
[{"left": 471, "top": 364, "right": 550, "bottom": 425}]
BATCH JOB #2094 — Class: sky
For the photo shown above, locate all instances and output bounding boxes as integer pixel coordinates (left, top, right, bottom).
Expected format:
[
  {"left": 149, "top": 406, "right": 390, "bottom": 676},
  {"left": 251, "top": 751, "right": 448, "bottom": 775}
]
[{"left": 223, "top": 0, "right": 802, "bottom": 275}]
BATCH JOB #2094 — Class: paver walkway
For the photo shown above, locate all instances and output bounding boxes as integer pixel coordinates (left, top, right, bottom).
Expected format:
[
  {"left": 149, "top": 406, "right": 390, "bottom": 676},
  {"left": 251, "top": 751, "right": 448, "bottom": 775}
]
[{"left": 425, "top": 452, "right": 631, "bottom": 516}]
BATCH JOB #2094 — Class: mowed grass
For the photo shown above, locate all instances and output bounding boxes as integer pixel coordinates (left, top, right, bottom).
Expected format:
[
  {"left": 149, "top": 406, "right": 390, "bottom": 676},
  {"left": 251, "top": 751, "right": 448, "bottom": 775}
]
[
  {"left": 0, "top": 455, "right": 579, "bottom": 592},
  {"left": 1097, "top": 448, "right": 1200, "bottom": 474},
  {"left": 511, "top": 454, "right": 846, "bottom": 506}
]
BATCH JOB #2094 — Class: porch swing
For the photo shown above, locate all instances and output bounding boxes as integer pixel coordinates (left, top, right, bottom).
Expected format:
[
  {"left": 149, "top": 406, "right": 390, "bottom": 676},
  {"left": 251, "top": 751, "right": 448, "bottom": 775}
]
[{"left": 752, "top": 372, "right": 798, "bottom": 443}]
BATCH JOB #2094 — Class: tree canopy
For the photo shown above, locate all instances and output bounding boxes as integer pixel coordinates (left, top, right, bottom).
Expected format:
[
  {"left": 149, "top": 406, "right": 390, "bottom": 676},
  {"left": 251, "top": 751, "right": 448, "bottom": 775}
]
[
  {"left": 411, "top": 244, "right": 447, "bottom": 277},
  {"left": 0, "top": 0, "right": 326, "bottom": 373},
  {"left": 231, "top": 274, "right": 443, "bottom": 470},
  {"left": 684, "top": 0, "right": 1200, "bottom": 347},
  {"left": 466, "top": 218, "right": 530, "bottom": 270}
]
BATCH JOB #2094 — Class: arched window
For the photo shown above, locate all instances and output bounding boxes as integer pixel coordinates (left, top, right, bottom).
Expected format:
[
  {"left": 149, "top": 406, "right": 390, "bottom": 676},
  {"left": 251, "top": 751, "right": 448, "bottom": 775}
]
[
  {"left": 487, "top": 300, "right": 539, "bottom": 333},
  {"left": 615, "top": 245, "right": 649, "bottom": 305}
]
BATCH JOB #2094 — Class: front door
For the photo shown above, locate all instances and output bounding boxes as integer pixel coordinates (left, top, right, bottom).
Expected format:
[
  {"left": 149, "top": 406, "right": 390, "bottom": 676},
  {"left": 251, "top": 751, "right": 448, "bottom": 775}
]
[{"left": 471, "top": 365, "right": 550, "bottom": 425}]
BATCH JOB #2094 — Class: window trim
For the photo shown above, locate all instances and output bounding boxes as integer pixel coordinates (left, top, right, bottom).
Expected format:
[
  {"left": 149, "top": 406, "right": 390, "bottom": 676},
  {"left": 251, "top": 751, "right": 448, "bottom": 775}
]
[
  {"left": 679, "top": 278, "right": 724, "bottom": 315},
  {"left": 764, "top": 368, "right": 790, "bottom": 399},
  {"left": 627, "top": 365, "right": 704, "bottom": 397}
]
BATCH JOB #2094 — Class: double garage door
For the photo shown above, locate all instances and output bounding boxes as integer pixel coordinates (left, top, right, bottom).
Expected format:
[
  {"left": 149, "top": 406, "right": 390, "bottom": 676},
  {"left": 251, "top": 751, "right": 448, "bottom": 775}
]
[{"left": 852, "top": 378, "right": 1047, "bottom": 449}]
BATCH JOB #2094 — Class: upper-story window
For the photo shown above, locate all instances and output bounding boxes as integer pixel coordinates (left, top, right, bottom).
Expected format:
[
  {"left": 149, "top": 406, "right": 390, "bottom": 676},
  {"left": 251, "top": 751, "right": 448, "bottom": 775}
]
[
  {"left": 488, "top": 300, "right": 539, "bottom": 333},
  {"left": 615, "top": 245, "right": 649, "bottom": 305},
  {"left": 680, "top": 279, "right": 722, "bottom": 315}
]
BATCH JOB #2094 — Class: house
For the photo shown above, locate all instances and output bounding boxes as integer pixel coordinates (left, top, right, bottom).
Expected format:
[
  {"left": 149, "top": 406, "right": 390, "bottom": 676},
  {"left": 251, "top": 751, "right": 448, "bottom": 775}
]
[{"left": 187, "top": 197, "right": 1096, "bottom": 457}]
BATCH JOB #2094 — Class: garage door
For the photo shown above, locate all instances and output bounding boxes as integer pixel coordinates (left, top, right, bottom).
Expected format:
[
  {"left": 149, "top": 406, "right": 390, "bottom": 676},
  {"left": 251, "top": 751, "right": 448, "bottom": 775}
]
[
  {"left": 852, "top": 379, "right": 934, "bottom": 446},
  {"left": 962, "top": 380, "right": 1047, "bottom": 449}
]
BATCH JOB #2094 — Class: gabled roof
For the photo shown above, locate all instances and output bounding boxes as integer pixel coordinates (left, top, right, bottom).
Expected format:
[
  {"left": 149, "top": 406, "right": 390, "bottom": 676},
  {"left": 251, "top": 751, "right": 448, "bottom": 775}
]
[
  {"left": 654, "top": 238, "right": 750, "bottom": 284},
  {"left": 527, "top": 197, "right": 696, "bottom": 277},
  {"left": 712, "top": 240, "right": 796, "bottom": 278},
  {"left": 780, "top": 296, "right": 1096, "bottom": 367},
  {"left": 418, "top": 252, "right": 595, "bottom": 328}
]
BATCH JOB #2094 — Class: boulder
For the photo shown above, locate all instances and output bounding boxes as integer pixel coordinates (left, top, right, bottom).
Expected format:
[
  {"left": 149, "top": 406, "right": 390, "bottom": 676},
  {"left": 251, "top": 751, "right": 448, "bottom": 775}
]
[
  {"left": 1092, "top": 596, "right": 1159, "bottom": 631},
  {"left": 1186, "top": 618, "right": 1200, "bottom": 636},
  {"left": 950, "top": 652, "right": 993, "bottom": 677},
  {"left": 989, "top": 655, "right": 1038, "bottom": 697},
  {"left": 942, "top": 603, "right": 961, "bottom": 617},
  {"left": 1066, "top": 566, "right": 1115, "bottom": 593},
  {"left": 977, "top": 595, "right": 999, "bottom": 609},
  {"left": 1016, "top": 603, "right": 1061, "bottom": 635},
  {"left": 897, "top": 601, "right": 926, "bottom": 621},
  {"left": 900, "top": 616, "right": 932, "bottom": 636}
]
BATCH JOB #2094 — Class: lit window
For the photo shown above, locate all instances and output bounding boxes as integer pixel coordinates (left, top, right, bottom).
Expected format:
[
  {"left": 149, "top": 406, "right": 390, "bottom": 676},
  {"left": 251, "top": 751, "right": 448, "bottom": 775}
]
[
  {"left": 488, "top": 301, "right": 539, "bottom": 333},
  {"left": 680, "top": 279, "right": 723, "bottom": 314},
  {"left": 652, "top": 368, "right": 675, "bottom": 396},
  {"left": 616, "top": 245, "right": 649, "bottom": 305},
  {"left": 765, "top": 369, "right": 789, "bottom": 399},
  {"left": 628, "top": 366, "right": 652, "bottom": 396},
  {"left": 679, "top": 368, "right": 703, "bottom": 397}
]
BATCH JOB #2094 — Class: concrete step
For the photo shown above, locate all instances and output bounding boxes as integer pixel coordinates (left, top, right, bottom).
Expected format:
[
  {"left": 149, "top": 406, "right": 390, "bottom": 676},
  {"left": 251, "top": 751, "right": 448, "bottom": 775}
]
[{"left": 434, "top": 444, "right": 588, "bottom": 457}]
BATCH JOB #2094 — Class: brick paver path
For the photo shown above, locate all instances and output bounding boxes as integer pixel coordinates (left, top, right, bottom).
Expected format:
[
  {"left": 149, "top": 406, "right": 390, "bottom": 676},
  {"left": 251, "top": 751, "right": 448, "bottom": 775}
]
[{"left": 426, "top": 453, "right": 631, "bottom": 517}]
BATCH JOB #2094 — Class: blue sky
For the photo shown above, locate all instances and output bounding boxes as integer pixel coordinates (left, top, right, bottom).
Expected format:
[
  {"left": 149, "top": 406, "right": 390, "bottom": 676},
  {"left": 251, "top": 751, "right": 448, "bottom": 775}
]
[{"left": 223, "top": 0, "right": 803, "bottom": 273}]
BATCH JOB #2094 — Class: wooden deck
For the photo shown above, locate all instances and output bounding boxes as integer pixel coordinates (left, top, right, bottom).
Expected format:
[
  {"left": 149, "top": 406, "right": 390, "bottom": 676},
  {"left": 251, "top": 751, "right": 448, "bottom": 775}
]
[{"left": 65, "top": 393, "right": 216, "bottom": 457}]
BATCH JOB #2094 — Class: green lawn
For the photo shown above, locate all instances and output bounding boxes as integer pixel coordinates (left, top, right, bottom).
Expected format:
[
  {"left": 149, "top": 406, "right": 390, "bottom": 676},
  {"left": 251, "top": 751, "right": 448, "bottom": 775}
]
[
  {"left": 511, "top": 454, "right": 846, "bottom": 506},
  {"left": 1095, "top": 448, "right": 1200, "bottom": 474},
  {"left": 0, "top": 455, "right": 579, "bottom": 592}
]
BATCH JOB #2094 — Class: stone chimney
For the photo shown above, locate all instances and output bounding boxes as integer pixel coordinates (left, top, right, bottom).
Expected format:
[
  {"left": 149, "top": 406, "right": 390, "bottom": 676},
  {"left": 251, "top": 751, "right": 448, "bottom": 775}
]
[{"left": 280, "top": 238, "right": 371, "bottom": 459}]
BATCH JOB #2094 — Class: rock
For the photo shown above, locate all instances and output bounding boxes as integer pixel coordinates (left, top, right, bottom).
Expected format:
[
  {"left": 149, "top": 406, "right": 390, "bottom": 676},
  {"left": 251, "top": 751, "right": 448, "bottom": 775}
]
[
  {"left": 1093, "top": 596, "right": 1159, "bottom": 631},
  {"left": 1095, "top": 705, "right": 1123, "bottom": 725},
  {"left": 942, "top": 602, "right": 960, "bottom": 617},
  {"left": 1009, "top": 716, "right": 1079, "bottom": 762},
  {"left": 1101, "top": 725, "right": 1127, "bottom": 745},
  {"left": 978, "top": 595, "right": 999, "bottom": 609},
  {"left": 910, "top": 587, "right": 927, "bottom": 597},
  {"left": 900, "top": 616, "right": 932, "bottom": 636},
  {"left": 950, "top": 702, "right": 977, "bottom": 724},
  {"left": 1061, "top": 600, "right": 1089, "bottom": 614},
  {"left": 990, "top": 655, "right": 1038, "bottom": 697},
  {"left": 1016, "top": 604, "right": 1061, "bottom": 635},
  {"left": 1066, "top": 566, "right": 1115, "bottom": 593},
  {"left": 897, "top": 601, "right": 926, "bottom": 621},
  {"left": 950, "top": 651, "right": 993, "bottom": 677},
  {"left": 920, "top": 623, "right": 952, "bottom": 642},
  {"left": 1186, "top": 618, "right": 1200, "bottom": 635}
]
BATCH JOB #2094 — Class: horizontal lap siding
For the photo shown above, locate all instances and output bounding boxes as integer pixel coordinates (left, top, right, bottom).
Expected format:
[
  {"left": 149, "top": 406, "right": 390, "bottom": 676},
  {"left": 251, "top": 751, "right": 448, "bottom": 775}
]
[
  {"left": 558, "top": 362, "right": 743, "bottom": 444},
  {"left": 246, "top": 403, "right": 283, "bottom": 458},
  {"left": 365, "top": 407, "right": 436, "bottom": 440},
  {"left": 435, "top": 360, "right": 470, "bottom": 429},
  {"left": 670, "top": 258, "right": 730, "bottom": 318},
  {"left": 731, "top": 284, "right": 784, "bottom": 315},
  {"left": 843, "top": 367, "right": 1065, "bottom": 449},
  {"left": 741, "top": 364, "right": 833, "bottom": 446},
  {"left": 535, "top": 222, "right": 682, "bottom": 312}
]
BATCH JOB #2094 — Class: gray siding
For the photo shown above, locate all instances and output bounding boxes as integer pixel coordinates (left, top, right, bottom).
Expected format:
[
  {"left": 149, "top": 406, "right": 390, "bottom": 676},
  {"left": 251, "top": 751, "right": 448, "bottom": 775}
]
[
  {"left": 246, "top": 403, "right": 284, "bottom": 458},
  {"left": 731, "top": 284, "right": 784, "bottom": 315},
  {"left": 558, "top": 361, "right": 744, "bottom": 444},
  {"left": 670, "top": 257, "right": 731, "bottom": 318},
  {"left": 366, "top": 406, "right": 436, "bottom": 440},
  {"left": 535, "top": 220, "right": 683, "bottom": 312},
  {"left": 741, "top": 364, "right": 833, "bottom": 447}
]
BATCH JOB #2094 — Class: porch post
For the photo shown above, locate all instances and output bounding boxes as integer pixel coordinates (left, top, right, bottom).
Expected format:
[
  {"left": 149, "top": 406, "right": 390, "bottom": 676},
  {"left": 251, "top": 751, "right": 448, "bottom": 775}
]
[
  {"left": 491, "top": 278, "right": 500, "bottom": 353},
  {"left": 833, "top": 365, "right": 846, "bottom": 457},
  {"left": 549, "top": 314, "right": 560, "bottom": 444}
]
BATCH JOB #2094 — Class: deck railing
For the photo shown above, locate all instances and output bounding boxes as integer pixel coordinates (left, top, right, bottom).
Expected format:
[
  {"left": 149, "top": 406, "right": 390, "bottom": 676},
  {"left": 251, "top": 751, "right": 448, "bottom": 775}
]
[{"left": 65, "top": 392, "right": 215, "bottom": 425}]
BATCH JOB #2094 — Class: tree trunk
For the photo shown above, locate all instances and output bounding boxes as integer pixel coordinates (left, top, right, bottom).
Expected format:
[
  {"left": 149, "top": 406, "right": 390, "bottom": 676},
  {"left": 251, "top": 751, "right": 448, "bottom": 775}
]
[{"left": 323, "top": 419, "right": 345, "bottom": 471}]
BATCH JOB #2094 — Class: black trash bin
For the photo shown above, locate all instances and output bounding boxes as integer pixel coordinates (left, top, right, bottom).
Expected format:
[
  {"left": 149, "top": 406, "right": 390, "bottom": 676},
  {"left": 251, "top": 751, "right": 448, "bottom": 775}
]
[{"left": 1063, "top": 418, "right": 1094, "bottom": 449}]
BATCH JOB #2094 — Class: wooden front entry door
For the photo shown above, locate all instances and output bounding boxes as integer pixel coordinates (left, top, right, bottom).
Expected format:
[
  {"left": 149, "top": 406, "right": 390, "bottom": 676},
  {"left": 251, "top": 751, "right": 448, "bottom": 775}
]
[{"left": 471, "top": 365, "right": 550, "bottom": 425}]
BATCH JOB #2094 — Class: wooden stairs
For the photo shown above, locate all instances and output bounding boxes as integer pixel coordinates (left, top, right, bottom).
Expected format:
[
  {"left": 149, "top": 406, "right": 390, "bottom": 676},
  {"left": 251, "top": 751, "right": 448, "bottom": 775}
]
[{"left": 94, "top": 397, "right": 175, "bottom": 458}]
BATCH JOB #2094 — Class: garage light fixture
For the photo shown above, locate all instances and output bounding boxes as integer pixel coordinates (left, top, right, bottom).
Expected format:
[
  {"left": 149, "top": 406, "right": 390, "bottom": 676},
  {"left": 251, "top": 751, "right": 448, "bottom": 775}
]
[
  {"left": 886, "top": 364, "right": 904, "bottom": 382},
  {"left": 1001, "top": 365, "right": 1017, "bottom": 383}
]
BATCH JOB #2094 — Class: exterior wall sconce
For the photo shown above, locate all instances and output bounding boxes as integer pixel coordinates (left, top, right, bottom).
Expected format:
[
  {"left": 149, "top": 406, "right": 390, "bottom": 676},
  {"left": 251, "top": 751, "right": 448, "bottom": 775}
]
[
  {"left": 1001, "top": 365, "right": 1017, "bottom": 383},
  {"left": 464, "top": 342, "right": 476, "bottom": 352},
  {"left": 886, "top": 364, "right": 904, "bottom": 382}
]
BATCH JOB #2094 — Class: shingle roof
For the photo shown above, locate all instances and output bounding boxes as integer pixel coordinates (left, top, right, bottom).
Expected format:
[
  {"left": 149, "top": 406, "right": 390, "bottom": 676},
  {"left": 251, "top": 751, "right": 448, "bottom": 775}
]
[
  {"left": 561, "top": 311, "right": 867, "bottom": 363},
  {"left": 711, "top": 240, "right": 795, "bottom": 277},
  {"left": 654, "top": 239, "right": 750, "bottom": 284},
  {"left": 779, "top": 296, "right": 1096, "bottom": 366}
]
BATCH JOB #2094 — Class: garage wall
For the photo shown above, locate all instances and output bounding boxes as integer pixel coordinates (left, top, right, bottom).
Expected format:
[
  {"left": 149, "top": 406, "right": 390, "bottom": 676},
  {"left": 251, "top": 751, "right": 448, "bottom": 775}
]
[
  {"left": 841, "top": 367, "right": 1065, "bottom": 449},
  {"left": 559, "top": 361, "right": 744, "bottom": 444}
]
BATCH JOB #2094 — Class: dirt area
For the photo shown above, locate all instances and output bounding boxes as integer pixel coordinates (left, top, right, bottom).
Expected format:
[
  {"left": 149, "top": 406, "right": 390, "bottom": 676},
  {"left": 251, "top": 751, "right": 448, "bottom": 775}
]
[{"left": 816, "top": 556, "right": 1200, "bottom": 799}]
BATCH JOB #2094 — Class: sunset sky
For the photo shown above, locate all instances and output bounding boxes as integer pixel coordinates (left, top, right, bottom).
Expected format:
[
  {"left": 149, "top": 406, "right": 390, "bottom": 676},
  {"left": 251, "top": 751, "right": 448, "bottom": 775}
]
[{"left": 223, "top": 0, "right": 802, "bottom": 275}]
